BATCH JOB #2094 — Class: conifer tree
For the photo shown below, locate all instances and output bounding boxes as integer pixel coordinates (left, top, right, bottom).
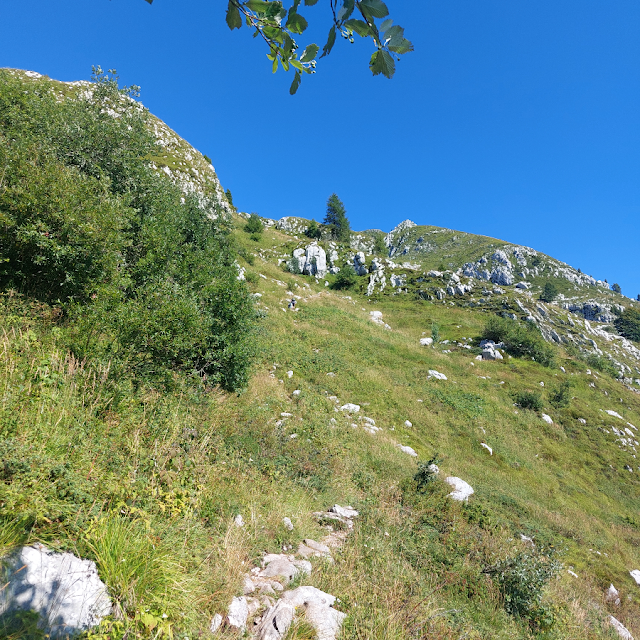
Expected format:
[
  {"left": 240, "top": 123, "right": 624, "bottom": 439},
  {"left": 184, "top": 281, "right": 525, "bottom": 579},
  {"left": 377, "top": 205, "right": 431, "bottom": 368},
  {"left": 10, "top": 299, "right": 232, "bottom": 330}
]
[{"left": 323, "top": 193, "right": 351, "bottom": 242}]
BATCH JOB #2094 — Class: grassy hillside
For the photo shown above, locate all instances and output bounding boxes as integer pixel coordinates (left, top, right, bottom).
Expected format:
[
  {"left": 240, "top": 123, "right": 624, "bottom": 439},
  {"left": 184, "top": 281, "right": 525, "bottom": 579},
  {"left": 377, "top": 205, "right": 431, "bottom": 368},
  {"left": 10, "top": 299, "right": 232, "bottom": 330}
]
[{"left": 1, "top": 69, "right": 640, "bottom": 640}]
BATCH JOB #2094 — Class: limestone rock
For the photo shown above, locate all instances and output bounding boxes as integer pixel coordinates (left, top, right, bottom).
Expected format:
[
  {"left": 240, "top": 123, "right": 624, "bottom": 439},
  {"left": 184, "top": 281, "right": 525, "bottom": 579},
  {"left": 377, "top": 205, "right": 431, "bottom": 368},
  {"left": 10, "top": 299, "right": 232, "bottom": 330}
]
[
  {"left": 609, "top": 616, "right": 634, "bottom": 640},
  {"left": 630, "top": 569, "right": 640, "bottom": 585},
  {"left": 445, "top": 477, "right": 474, "bottom": 501},
  {"left": 420, "top": 337, "right": 434, "bottom": 346},
  {"left": 282, "top": 517, "right": 294, "bottom": 531},
  {"left": 606, "top": 584, "right": 621, "bottom": 606},
  {"left": 340, "top": 403, "right": 360, "bottom": 413},
  {"left": 0, "top": 544, "right": 112, "bottom": 638},
  {"left": 210, "top": 613, "right": 223, "bottom": 633},
  {"left": 227, "top": 596, "right": 249, "bottom": 630},
  {"left": 428, "top": 370, "right": 448, "bottom": 380},
  {"left": 480, "top": 442, "right": 493, "bottom": 455},
  {"left": 260, "top": 555, "right": 311, "bottom": 583},
  {"left": 353, "top": 252, "right": 368, "bottom": 276},
  {"left": 606, "top": 410, "right": 625, "bottom": 420},
  {"left": 397, "top": 444, "right": 418, "bottom": 457},
  {"left": 541, "top": 414, "right": 553, "bottom": 424},
  {"left": 329, "top": 505, "right": 359, "bottom": 519},
  {"left": 304, "top": 601, "right": 347, "bottom": 640}
]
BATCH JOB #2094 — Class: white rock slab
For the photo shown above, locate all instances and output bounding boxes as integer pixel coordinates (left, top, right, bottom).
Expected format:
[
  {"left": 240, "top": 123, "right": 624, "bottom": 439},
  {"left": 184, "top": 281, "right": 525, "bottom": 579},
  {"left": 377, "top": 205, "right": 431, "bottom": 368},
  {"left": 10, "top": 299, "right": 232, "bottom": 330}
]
[
  {"left": 397, "top": 444, "right": 418, "bottom": 457},
  {"left": 329, "top": 505, "right": 359, "bottom": 519},
  {"left": 428, "top": 370, "right": 448, "bottom": 380},
  {"left": 609, "top": 616, "right": 634, "bottom": 640},
  {"left": 480, "top": 442, "right": 493, "bottom": 455},
  {"left": 340, "top": 403, "right": 360, "bottom": 413},
  {"left": 0, "top": 545, "right": 111, "bottom": 638},
  {"left": 420, "top": 337, "right": 433, "bottom": 346},
  {"left": 227, "top": 596, "right": 249, "bottom": 630},
  {"left": 445, "top": 477, "right": 474, "bottom": 501},
  {"left": 606, "top": 410, "right": 625, "bottom": 420},
  {"left": 541, "top": 414, "right": 553, "bottom": 424},
  {"left": 630, "top": 569, "right": 640, "bottom": 585}
]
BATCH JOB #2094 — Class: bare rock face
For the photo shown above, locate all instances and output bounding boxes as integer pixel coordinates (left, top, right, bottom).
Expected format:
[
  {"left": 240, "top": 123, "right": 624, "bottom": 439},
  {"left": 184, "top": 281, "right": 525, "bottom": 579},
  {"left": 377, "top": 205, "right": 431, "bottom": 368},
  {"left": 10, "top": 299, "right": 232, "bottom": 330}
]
[
  {"left": 0, "top": 544, "right": 111, "bottom": 638},
  {"left": 609, "top": 615, "right": 634, "bottom": 640}
]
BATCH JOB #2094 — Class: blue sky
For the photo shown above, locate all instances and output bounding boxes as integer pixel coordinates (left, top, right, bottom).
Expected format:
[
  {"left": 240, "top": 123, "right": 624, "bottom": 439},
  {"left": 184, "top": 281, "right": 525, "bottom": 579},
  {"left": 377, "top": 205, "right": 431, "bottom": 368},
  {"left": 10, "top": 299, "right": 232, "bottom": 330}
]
[{"left": 2, "top": 1, "right": 639, "bottom": 296}]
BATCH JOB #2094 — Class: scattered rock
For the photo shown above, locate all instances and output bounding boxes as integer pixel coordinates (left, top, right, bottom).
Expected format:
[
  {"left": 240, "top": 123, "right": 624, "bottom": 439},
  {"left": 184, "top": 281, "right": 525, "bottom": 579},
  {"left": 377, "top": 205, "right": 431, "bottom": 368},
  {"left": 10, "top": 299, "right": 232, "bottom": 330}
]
[
  {"left": 567, "top": 570, "right": 578, "bottom": 578},
  {"left": 445, "top": 477, "right": 474, "bottom": 501},
  {"left": 606, "top": 410, "right": 625, "bottom": 420},
  {"left": 340, "top": 403, "right": 360, "bottom": 413},
  {"left": 292, "top": 390, "right": 301, "bottom": 396},
  {"left": 210, "top": 613, "right": 223, "bottom": 633},
  {"left": 0, "top": 545, "right": 112, "bottom": 639},
  {"left": 609, "top": 616, "right": 634, "bottom": 640},
  {"left": 227, "top": 596, "right": 249, "bottom": 631},
  {"left": 397, "top": 444, "right": 418, "bottom": 457},
  {"left": 541, "top": 414, "right": 553, "bottom": 424},
  {"left": 428, "top": 370, "right": 448, "bottom": 380},
  {"left": 630, "top": 570, "right": 640, "bottom": 585},
  {"left": 330, "top": 505, "right": 359, "bottom": 519},
  {"left": 480, "top": 442, "right": 493, "bottom": 455},
  {"left": 578, "top": 418, "right": 587, "bottom": 425},
  {"left": 606, "top": 584, "right": 621, "bottom": 606},
  {"left": 420, "top": 337, "right": 434, "bottom": 346},
  {"left": 260, "top": 555, "right": 311, "bottom": 583},
  {"left": 404, "top": 420, "right": 413, "bottom": 427},
  {"left": 283, "top": 517, "right": 294, "bottom": 531},
  {"left": 287, "top": 370, "right": 293, "bottom": 378},
  {"left": 234, "top": 514, "right": 245, "bottom": 527}
]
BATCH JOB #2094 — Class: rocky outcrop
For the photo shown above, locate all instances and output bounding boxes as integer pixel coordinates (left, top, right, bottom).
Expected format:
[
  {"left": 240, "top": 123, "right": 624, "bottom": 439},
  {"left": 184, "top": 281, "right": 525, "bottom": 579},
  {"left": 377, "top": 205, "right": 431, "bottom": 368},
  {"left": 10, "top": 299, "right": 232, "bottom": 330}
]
[
  {"left": 291, "top": 243, "right": 327, "bottom": 277},
  {"left": 445, "top": 477, "right": 474, "bottom": 501},
  {"left": 0, "top": 544, "right": 112, "bottom": 638}
]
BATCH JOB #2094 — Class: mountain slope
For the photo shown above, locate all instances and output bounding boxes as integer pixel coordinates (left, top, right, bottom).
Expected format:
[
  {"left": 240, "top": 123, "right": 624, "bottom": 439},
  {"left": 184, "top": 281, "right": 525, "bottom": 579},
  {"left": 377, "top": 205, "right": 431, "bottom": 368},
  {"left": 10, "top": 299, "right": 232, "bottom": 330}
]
[{"left": 1, "top": 68, "right": 640, "bottom": 640}]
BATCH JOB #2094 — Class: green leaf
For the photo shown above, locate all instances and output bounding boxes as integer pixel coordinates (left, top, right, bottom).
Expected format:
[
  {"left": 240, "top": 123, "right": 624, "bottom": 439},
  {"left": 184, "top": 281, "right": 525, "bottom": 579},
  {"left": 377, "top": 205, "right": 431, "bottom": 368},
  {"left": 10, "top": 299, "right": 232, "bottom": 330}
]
[
  {"left": 143, "top": 0, "right": 153, "bottom": 3},
  {"left": 344, "top": 18, "right": 370, "bottom": 37},
  {"left": 369, "top": 49, "right": 395, "bottom": 78},
  {"left": 380, "top": 18, "right": 393, "bottom": 32},
  {"left": 246, "top": 0, "right": 269, "bottom": 12},
  {"left": 321, "top": 25, "right": 337, "bottom": 58},
  {"left": 359, "top": 0, "right": 389, "bottom": 19},
  {"left": 290, "top": 71, "right": 302, "bottom": 95},
  {"left": 290, "top": 59, "right": 304, "bottom": 71},
  {"left": 286, "top": 11, "right": 308, "bottom": 34},
  {"left": 300, "top": 43, "right": 319, "bottom": 62},
  {"left": 388, "top": 36, "right": 414, "bottom": 55},
  {"left": 304, "top": 0, "right": 320, "bottom": 4},
  {"left": 337, "top": 0, "right": 355, "bottom": 21},
  {"left": 226, "top": 1, "right": 242, "bottom": 30},
  {"left": 272, "top": 56, "right": 279, "bottom": 73}
]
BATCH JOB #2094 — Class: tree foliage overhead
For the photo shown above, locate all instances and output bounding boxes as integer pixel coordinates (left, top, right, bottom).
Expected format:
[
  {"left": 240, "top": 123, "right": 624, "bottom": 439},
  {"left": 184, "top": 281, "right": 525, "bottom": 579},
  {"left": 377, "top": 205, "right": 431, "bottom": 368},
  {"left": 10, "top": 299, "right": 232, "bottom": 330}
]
[{"left": 142, "top": 0, "right": 413, "bottom": 94}]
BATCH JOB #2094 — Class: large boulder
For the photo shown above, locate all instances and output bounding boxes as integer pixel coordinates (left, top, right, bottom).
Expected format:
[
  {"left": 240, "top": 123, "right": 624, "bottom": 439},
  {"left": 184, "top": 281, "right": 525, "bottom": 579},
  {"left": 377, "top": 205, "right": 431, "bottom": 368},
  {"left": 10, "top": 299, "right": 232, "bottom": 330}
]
[
  {"left": 445, "top": 477, "right": 474, "bottom": 501},
  {"left": 304, "top": 243, "right": 327, "bottom": 277},
  {"left": 0, "top": 544, "right": 111, "bottom": 638},
  {"left": 353, "top": 252, "right": 368, "bottom": 276}
]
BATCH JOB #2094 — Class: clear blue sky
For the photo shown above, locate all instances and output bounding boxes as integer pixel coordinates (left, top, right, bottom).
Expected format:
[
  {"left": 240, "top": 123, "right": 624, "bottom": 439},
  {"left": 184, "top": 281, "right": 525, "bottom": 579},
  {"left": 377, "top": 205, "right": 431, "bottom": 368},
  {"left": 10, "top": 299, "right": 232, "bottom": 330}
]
[{"left": 2, "top": 1, "right": 639, "bottom": 296}]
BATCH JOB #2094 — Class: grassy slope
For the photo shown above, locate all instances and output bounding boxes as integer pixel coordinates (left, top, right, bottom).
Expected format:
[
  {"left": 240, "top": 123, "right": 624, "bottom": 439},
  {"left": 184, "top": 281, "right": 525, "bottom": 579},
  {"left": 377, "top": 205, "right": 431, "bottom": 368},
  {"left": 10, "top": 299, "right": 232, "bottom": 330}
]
[{"left": 2, "top": 232, "right": 640, "bottom": 638}]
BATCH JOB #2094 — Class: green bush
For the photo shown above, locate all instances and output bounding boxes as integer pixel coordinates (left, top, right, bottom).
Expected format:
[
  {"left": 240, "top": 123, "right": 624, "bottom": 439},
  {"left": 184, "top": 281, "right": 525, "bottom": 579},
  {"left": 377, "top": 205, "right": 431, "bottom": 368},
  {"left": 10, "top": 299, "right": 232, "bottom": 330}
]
[
  {"left": 484, "top": 550, "right": 561, "bottom": 630},
  {"left": 0, "top": 68, "right": 256, "bottom": 391},
  {"left": 483, "top": 316, "right": 556, "bottom": 367},
  {"left": 372, "top": 232, "right": 387, "bottom": 255},
  {"left": 414, "top": 456, "right": 442, "bottom": 492},
  {"left": 549, "top": 379, "right": 572, "bottom": 408},
  {"left": 304, "top": 219, "right": 322, "bottom": 239},
  {"left": 513, "top": 390, "right": 544, "bottom": 411},
  {"left": 539, "top": 282, "right": 558, "bottom": 303},
  {"left": 331, "top": 264, "right": 358, "bottom": 290},
  {"left": 244, "top": 213, "right": 263, "bottom": 235},
  {"left": 431, "top": 322, "right": 440, "bottom": 343},
  {"left": 615, "top": 307, "right": 640, "bottom": 342}
]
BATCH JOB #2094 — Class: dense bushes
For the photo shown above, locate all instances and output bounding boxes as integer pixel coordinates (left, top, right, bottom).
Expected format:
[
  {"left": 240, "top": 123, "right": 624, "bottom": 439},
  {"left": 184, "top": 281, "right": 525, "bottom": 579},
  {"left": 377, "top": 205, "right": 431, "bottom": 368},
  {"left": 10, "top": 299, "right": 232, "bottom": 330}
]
[
  {"left": 482, "top": 315, "right": 556, "bottom": 367},
  {"left": 0, "top": 69, "right": 255, "bottom": 390},
  {"left": 615, "top": 307, "right": 640, "bottom": 342}
]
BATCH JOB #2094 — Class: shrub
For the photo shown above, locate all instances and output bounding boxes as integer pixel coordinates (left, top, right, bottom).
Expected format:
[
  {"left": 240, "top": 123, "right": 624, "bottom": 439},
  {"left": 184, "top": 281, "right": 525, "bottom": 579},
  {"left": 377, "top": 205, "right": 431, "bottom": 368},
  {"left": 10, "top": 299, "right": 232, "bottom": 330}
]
[
  {"left": 483, "top": 315, "right": 556, "bottom": 367},
  {"left": 323, "top": 193, "right": 351, "bottom": 242},
  {"left": 539, "top": 282, "right": 558, "bottom": 303},
  {"left": 513, "top": 390, "right": 544, "bottom": 411},
  {"left": 549, "top": 379, "right": 572, "bottom": 408},
  {"left": 288, "top": 256, "right": 301, "bottom": 274},
  {"left": 414, "top": 456, "right": 442, "bottom": 492},
  {"left": 304, "top": 219, "right": 322, "bottom": 239},
  {"left": 612, "top": 283, "right": 622, "bottom": 294},
  {"left": 614, "top": 307, "right": 640, "bottom": 342},
  {"left": 0, "top": 69, "right": 256, "bottom": 391},
  {"left": 244, "top": 213, "right": 263, "bottom": 235},
  {"left": 331, "top": 264, "right": 358, "bottom": 290},
  {"left": 484, "top": 550, "right": 561, "bottom": 630},
  {"left": 372, "top": 232, "right": 387, "bottom": 255},
  {"left": 431, "top": 322, "right": 440, "bottom": 343}
]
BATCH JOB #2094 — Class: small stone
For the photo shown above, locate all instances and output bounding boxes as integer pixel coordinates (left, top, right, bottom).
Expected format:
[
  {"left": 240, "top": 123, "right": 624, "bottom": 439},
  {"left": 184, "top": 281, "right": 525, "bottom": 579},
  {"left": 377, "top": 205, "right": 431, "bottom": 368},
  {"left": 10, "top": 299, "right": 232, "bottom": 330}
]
[
  {"left": 227, "top": 596, "right": 249, "bottom": 630},
  {"left": 340, "top": 403, "right": 360, "bottom": 413},
  {"left": 397, "top": 444, "right": 418, "bottom": 457},
  {"left": 234, "top": 514, "right": 245, "bottom": 527},
  {"left": 445, "top": 477, "right": 474, "bottom": 501},
  {"left": 287, "top": 370, "right": 293, "bottom": 378},
  {"left": 630, "top": 569, "right": 640, "bottom": 585},
  {"left": 292, "top": 390, "right": 301, "bottom": 396},
  {"left": 419, "top": 337, "right": 433, "bottom": 346},
  {"left": 578, "top": 418, "right": 587, "bottom": 425},
  {"left": 283, "top": 517, "right": 294, "bottom": 531},
  {"left": 329, "top": 504, "right": 359, "bottom": 519},
  {"left": 404, "top": 420, "right": 413, "bottom": 427},
  {"left": 480, "top": 442, "right": 492, "bottom": 455},
  {"left": 428, "top": 370, "right": 448, "bottom": 380},
  {"left": 567, "top": 570, "right": 578, "bottom": 578},
  {"left": 609, "top": 616, "right": 634, "bottom": 640},
  {"left": 606, "top": 584, "right": 621, "bottom": 606},
  {"left": 541, "top": 414, "right": 553, "bottom": 424},
  {"left": 210, "top": 613, "right": 223, "bottom": 633}
]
